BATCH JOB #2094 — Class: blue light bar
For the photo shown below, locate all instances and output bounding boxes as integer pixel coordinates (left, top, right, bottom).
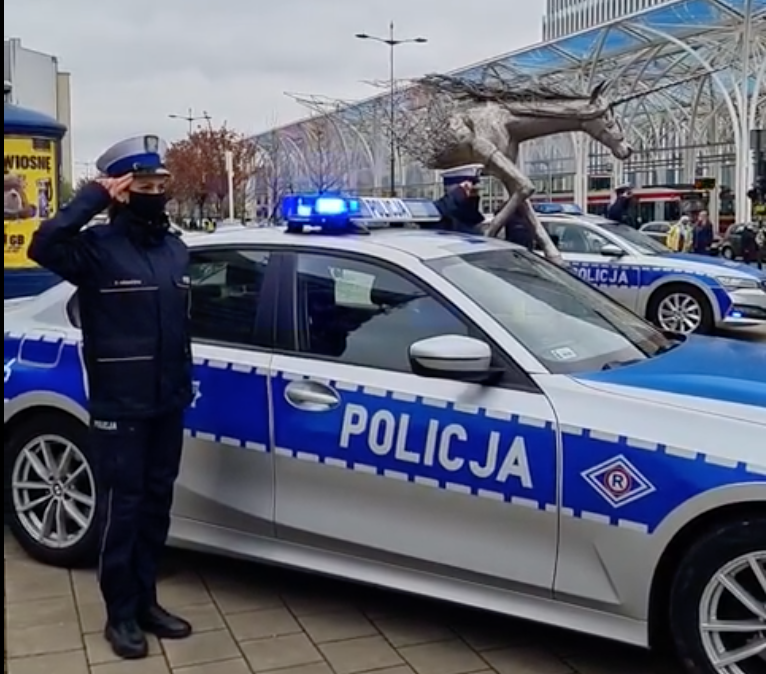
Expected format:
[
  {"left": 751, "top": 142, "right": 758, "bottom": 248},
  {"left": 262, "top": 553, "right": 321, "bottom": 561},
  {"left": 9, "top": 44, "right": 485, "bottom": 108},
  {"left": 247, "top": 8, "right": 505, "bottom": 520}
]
[
  {"left": 532, "top": 202, "right": 584, "bottom": 215},
  {"left": 281, "top": 195, "right": 361, "bottom": 232},
  {"left": 280, "top": 194, "right": 442, "bottom": 234}
]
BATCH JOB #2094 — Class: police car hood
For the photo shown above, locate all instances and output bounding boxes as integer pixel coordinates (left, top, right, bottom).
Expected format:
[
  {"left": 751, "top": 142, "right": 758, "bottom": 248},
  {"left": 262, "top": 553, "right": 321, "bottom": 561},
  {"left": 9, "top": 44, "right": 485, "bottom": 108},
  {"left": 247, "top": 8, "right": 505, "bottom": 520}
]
[
  {"left": 575, "top": 335, "right": 766, "bottom": 421},
  {"left": 655, "top": 253, "right": 766, "bottom": 280}
]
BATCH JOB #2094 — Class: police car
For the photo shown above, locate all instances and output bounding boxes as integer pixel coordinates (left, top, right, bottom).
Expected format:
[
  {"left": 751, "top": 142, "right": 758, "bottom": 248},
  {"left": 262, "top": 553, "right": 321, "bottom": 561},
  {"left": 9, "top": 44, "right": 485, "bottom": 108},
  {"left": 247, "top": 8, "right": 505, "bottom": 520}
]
[
  {"left": 4, "top": 195, "right": 764, "bottom": 674},
  {"left": 534, "top": 204, "right": 766, "bottom": 334}
]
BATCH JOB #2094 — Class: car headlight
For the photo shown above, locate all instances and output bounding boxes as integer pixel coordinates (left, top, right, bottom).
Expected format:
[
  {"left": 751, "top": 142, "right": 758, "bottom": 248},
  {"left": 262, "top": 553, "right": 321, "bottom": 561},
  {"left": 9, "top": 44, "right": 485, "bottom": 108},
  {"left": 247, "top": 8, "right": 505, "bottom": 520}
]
[{"left": 715, "top": 276, "right": 760, "bottom": 290}]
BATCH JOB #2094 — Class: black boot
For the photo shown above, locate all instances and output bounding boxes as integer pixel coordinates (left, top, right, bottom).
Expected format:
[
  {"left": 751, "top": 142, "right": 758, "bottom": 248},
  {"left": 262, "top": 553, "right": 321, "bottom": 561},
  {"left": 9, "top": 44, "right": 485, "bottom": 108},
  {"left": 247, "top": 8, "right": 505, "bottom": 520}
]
[
  {"left": 104, "top": 620, "right": 148, "bottom": 659},
  {"left": 138, "top": 604, "right": 192, "bottom": 639}
]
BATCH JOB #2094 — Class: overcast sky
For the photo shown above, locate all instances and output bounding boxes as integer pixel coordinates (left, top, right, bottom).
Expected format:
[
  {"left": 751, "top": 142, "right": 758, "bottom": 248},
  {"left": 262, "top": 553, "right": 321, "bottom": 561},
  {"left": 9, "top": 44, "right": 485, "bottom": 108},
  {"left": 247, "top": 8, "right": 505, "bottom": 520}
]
[{"left": 5, "top": 0, "right": 545, "bottom": 170}]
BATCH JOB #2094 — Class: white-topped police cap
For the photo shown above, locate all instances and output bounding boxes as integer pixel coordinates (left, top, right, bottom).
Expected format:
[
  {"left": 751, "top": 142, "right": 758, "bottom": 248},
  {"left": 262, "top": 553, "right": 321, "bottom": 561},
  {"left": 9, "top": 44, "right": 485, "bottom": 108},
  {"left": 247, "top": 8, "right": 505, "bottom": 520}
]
[
  {"left": 96, "top": 135, "right": 170, "bottom": 178},
  {"left": 440, "top": 164, "right": 483, "bottom": 186},
  {"left": 615, "top": 182, "right": 633, "bottom": 194}
]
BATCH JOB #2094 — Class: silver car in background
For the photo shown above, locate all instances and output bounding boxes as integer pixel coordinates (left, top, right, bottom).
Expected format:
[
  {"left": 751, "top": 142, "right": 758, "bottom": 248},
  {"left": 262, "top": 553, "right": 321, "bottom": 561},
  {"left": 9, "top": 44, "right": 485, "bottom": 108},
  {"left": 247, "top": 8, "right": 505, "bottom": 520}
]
[{"left": 541, "top": 213, "right": 766, "bottom": 333}]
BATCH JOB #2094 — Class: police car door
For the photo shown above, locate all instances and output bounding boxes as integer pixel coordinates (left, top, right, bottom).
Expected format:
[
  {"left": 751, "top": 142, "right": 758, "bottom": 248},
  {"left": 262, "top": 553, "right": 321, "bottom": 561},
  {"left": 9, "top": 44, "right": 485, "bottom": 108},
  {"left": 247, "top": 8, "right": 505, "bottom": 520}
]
[
  {"left": 269, "top": 250, "right": 559, "bottom": 592},
  {"left": 172, "top": 247, "right": 277, "bottom": 538},
  {"left": 545, "top": 220, "right": 640, "bottom": 312}
]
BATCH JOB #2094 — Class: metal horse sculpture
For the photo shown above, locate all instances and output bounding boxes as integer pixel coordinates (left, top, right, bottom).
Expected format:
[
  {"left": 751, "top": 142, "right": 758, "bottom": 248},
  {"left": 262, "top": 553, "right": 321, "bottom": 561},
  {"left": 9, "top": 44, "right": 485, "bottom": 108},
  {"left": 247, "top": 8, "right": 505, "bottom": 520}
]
[{"left": 402, "top": 76, "right": 633, "bottom": 260}]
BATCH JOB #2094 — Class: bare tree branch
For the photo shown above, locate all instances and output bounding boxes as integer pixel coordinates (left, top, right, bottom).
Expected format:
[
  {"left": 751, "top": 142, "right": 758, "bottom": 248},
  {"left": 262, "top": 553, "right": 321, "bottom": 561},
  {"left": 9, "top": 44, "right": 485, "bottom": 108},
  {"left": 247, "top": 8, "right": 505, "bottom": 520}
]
[
  {"left": 301, "top": 117, "right": 347, "bottom": 193},
  {"left": 252, "top": 128, "right": 294, "bottom": 221}
]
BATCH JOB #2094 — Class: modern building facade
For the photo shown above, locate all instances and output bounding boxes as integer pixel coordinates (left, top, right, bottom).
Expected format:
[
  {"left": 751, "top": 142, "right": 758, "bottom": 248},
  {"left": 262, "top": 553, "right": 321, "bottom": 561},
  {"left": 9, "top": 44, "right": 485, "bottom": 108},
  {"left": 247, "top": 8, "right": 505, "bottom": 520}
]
[
  {"left": 543, "top": 0, "right": 672, "bottom": 39},
  {"left": 4, "top": 38, "right": 73, "bottom": 185}
]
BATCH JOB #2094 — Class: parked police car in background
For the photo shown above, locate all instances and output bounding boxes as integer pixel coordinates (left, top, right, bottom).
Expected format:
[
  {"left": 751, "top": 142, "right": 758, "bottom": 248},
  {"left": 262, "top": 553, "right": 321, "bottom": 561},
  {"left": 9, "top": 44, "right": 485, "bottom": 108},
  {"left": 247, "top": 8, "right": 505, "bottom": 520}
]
[
  {"left": 4, "top": 195, "right": 764, "bottom": 674},
  {"left": 534, "top": 204, "right": 766, "bottom": 334}
]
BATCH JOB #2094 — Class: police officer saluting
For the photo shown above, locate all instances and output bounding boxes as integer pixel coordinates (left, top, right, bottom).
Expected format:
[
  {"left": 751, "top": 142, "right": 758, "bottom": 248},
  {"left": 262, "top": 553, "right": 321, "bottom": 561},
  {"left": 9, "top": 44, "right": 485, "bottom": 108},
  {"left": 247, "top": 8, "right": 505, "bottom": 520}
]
[
  {"left": 431, "top": 165, "right": 486, "bottom": 233},
  {"left": 28, "top": 136, "right": 194, "bottom": 659}
]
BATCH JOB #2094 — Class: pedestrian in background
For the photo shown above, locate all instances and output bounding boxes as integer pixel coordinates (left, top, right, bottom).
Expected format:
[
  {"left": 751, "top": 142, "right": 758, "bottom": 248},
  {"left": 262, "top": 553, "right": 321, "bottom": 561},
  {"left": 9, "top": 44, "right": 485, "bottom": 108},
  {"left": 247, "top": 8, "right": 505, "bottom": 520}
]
[
  {"left": 741, "top": 224, "right": 759, "bottom": 265},
  {"left": 667, "top": 215, "right": 693, "bottom": 252},
  {"left": 28, "top": 135, "right": 194, "bottom": 660},
  {"left": 692, "top": 210, "right": 715, "bottom": 254}
]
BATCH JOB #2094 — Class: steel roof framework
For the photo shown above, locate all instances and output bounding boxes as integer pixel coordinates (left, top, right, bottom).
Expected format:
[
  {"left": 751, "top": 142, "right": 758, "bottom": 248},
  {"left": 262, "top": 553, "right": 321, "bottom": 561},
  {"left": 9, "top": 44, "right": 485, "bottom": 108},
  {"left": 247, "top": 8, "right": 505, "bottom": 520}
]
[{"left": 250, "top": 0, "right": 764, "bottom": 220}]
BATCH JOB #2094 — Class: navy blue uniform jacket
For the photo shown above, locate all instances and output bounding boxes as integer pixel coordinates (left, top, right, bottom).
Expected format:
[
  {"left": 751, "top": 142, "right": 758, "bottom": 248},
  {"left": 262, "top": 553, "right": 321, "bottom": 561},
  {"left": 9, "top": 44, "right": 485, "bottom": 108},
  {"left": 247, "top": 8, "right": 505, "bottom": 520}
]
[
  {"left": 433, "top": 188, "right": 484, "bottom": 233},
  {"left": 692, "top": 223, "right": 714, "bottom": 253},
  {"left": 28, "top": 184, "right": 193, "bottom": 420},
  {"left": 606, "top": 196, "right": 635, "bottom": 226}
]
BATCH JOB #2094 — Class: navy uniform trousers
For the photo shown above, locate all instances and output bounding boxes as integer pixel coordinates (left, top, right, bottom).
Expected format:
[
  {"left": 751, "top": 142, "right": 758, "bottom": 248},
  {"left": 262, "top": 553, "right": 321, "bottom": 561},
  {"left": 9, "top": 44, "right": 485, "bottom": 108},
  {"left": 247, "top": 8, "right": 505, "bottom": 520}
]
[{"left": 92, "top": 411, "right": 184, "bottom": 623}]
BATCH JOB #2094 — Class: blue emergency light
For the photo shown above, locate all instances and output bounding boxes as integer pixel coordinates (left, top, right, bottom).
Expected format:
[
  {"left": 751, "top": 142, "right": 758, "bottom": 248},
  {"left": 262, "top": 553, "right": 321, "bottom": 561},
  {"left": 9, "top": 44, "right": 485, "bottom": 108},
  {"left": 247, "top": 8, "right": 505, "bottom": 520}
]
[
  {"left": 281, "top": 195, "right": 363, "bottom": 233},
  {"left": 280, "top": 194, "right": 442, "bottom": 234},
  {"left": 532, "top": 202, "right": 584, "bottom": 215}
]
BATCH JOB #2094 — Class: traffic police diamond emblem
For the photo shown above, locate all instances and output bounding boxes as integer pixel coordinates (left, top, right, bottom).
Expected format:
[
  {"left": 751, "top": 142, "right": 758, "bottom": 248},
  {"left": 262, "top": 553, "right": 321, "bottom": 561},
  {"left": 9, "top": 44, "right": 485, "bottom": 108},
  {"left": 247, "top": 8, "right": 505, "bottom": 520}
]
[{"left": 581, "top": 455, "right": 656, "bottom": 508}]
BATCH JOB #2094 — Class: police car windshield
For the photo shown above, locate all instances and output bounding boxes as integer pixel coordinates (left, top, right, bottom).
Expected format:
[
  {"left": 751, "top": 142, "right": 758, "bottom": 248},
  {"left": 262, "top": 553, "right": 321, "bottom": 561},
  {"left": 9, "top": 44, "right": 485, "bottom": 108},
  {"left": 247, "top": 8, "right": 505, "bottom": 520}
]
[
  {"left": 428, "top": 249, "right": 671, "bottom": 374},
  {"left": 601, "top": 222, "right": 670, "bottom": 255}
]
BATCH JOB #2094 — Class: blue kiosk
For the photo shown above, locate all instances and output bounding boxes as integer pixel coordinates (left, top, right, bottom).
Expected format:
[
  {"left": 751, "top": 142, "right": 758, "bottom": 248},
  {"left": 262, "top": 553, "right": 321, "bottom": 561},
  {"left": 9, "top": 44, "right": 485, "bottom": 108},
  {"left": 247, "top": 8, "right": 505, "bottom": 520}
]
[{"left": 4, "top": 82, "right": 67, "bottom": 298}]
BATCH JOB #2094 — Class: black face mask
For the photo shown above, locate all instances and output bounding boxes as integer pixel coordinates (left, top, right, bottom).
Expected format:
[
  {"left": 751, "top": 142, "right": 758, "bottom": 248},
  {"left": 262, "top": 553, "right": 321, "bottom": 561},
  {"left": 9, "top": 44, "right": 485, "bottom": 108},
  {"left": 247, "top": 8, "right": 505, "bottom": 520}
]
[{"left": 127, "top": 192, "right": 167, "bottom": 223}]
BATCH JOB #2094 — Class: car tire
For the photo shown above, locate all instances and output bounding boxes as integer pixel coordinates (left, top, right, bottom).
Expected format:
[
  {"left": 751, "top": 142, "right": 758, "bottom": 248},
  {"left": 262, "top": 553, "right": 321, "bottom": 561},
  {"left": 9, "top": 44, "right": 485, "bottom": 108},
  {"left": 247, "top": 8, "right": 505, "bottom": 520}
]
[
  {"left": 720, "top": 245, "right": 734, "bottom": 259},
  {"left": 646, "top": 283, "right": 714, "bottom": 335},
  {"left": 4, "top": 412, "right": 99, "bottom": 567},
  {"left": 669, "top": 517, "right": 765, "bottom": 674}
]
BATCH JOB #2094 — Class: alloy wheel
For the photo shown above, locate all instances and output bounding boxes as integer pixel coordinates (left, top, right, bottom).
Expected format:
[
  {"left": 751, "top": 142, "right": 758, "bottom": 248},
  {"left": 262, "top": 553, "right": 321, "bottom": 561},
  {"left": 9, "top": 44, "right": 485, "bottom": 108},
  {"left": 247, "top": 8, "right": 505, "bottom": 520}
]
[
  {"left": 699, "top": 552, "right": 766, "bottom": 673},
  {"left": 656, "top": 292, "right": 704, "bottom": 333},
  {"left": 11, "top": 434, "right": 96, "bottom": 549}
]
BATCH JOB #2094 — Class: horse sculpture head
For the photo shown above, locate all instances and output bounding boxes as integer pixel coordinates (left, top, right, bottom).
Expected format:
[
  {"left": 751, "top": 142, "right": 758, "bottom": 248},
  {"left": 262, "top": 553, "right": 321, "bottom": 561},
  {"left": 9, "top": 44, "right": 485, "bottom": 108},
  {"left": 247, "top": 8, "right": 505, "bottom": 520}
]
[{"left": 579, "top": 82, "right": 632, "bottom": 160}]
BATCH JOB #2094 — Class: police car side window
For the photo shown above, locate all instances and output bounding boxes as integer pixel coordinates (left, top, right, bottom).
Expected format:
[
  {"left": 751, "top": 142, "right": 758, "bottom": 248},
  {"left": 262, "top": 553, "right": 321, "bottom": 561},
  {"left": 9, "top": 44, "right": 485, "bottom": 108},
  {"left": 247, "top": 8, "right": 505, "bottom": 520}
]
[
  {"left": 295, "top": 253, "right": 469, "bottom": 373},
  {"left": 187, "top": 249, "right": 270, "bottom": 346},
  {"left": 550, "top": 223, "right": 606, "bottom": 254}
]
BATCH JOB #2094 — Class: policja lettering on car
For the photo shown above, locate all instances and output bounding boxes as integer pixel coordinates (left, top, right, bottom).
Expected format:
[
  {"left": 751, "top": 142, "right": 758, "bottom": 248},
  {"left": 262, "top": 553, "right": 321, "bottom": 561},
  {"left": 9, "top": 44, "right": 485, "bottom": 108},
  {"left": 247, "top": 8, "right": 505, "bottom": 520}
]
[
  {"left": 339, "top": 403, "right": 534, "bottom": 487},
  {"left": 572, "top": 265, "right": 631, "bottom": 286}
]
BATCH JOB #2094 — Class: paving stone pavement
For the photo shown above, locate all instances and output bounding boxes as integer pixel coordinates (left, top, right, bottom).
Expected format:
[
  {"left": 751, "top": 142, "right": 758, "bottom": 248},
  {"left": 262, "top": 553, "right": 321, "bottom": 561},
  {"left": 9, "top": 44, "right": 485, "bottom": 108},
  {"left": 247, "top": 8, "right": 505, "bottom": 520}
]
[{"left": 4, "top": 528, "right": 680, "bottom": 674}]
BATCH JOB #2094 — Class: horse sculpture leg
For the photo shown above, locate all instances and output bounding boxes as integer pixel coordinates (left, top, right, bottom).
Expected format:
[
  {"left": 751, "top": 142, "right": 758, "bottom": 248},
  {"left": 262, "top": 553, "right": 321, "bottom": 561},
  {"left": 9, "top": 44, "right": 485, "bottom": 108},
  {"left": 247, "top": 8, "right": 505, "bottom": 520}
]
[
  {"left": 518, "top": 201, "right": 563, "bottom": 262},
  {"left": 470, "top": 138, "right": 561, "bottom": 262}
]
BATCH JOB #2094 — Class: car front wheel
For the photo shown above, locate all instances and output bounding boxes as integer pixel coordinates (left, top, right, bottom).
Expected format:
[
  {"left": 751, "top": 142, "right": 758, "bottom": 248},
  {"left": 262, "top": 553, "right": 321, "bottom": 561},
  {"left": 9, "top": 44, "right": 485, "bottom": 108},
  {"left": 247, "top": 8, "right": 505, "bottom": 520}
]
[
  {"left": 647, "top": 284, "right": 714, "bottom": 334},
  {"left": 669, "top": 517, "right": 765, "bottom": 673},
  {"left": 4, "top": 412, "right": 99, "bottom": 567}
]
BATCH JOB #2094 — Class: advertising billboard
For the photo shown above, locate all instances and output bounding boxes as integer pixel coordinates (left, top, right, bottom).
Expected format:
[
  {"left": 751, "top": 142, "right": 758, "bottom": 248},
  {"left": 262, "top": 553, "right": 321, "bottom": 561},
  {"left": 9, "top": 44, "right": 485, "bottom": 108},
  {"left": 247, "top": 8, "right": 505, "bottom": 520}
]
[{"left": 4, "top": 135, "right": 58, "bottom": 268}]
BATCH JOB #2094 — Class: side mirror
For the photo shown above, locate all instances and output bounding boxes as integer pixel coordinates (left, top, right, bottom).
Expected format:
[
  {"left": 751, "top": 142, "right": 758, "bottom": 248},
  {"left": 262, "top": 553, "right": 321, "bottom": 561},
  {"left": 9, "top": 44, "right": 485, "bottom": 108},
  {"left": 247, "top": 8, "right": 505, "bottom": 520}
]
[
  {"left": 409, "top": 335, "right": 496, "bottom": 383},
  {"left": 600, "top": 243, "right": 625, "bottom": 257}
]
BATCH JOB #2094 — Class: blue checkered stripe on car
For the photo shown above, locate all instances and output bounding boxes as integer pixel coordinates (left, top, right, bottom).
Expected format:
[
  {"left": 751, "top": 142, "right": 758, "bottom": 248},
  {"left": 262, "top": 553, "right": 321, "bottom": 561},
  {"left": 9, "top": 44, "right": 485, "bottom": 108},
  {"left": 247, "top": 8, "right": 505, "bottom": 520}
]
[
  {"left": 188, "top": 366, "right": 763, "bottom": 534},
  {"left": 568, "top": 263, "right": 734, "bottom": 317},
  {"left": 569, "top": 263, "right": 727, "bottom": 287},
  {"left": 5, "top": 335, "right": 763, "bottom": 535},
  {"left": 557, "top": 424, "right": 763, "bottom": 533}
]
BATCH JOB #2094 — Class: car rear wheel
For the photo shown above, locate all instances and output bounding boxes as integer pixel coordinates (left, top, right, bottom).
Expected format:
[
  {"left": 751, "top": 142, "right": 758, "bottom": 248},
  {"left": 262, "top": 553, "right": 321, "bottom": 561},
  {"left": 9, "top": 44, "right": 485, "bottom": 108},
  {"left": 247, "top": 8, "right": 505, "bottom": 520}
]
[
  {"left": 647, "top": 284, "right": 714, "bottom": 334},
  {"left": 720, "top": 245, "right": 734, "bottom": 259},
  {"left": 4, "top": 412, "right": 99, "bottom": 567},
  {"left": 669, "top": 517, "right": 765, "bottom": 673}
]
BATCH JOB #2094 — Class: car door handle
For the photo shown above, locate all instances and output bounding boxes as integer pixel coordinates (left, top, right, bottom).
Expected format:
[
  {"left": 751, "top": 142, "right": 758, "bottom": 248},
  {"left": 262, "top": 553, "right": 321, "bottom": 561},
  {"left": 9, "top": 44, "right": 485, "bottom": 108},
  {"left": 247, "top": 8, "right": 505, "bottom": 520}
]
[{"left": 284, "top": 380, "right": 340, "bottom": 411}]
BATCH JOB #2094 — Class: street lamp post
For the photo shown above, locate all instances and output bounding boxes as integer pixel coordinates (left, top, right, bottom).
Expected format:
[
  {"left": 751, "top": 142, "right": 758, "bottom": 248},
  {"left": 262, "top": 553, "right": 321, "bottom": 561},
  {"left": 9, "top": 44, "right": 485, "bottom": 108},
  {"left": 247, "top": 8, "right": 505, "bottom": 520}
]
[
  {"left": 75, "top": 161, "right": 95, "bottom": 180},
  {"left": 355, "top": 23, "right": 426, "bottom": 196},
  {"left": 168, "top": 108, "right": 211, "bottom": 134}
]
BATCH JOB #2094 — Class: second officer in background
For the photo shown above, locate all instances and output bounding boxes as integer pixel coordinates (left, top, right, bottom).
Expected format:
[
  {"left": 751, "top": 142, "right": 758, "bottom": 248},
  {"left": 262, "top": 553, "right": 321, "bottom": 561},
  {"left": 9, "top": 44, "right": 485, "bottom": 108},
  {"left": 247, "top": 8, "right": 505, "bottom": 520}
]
[
  {"left": 28, "top": 135, "right": 194, "bottom": 659},
  {"left": 431, "top": 165, "right": 487, "bottom": 233}
]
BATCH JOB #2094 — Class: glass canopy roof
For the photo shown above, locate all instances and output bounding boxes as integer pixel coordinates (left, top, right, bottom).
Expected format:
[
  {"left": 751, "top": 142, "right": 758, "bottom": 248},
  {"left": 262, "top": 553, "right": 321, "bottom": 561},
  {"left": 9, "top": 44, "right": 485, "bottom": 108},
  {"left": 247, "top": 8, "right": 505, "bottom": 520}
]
[{"left": 260, "top": 0, "right": 764, "bottom": 160}]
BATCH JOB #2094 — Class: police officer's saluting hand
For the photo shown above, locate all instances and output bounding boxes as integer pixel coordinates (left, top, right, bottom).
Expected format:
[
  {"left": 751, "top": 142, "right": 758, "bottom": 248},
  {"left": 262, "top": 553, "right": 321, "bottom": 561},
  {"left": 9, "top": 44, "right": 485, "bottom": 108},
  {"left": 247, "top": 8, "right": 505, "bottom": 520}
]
[{"left": 28, "top": 135, "right": 194, "bottom": 659}]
